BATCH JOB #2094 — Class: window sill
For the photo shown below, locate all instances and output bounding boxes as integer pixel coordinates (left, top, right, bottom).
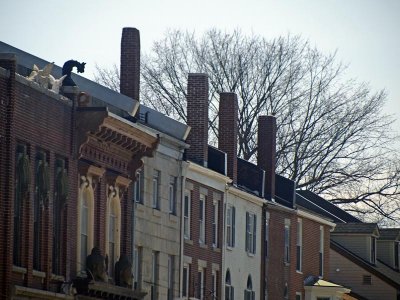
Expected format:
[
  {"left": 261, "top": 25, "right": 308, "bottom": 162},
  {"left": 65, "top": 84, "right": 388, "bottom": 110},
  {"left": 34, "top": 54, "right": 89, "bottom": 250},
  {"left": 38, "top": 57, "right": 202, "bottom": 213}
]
[
  {"left": 169, "top": 214, "right": 178, "bottom": 223},
  {"left": 213, "top": 247, "right": 221, "bottom": 253},
  {"left": 33, "top": 269, "right": 46, "bottom": 278},
  {"left": 13, "top": 265, "right": 27, "bottom": 275},
  {"left": 296, "top": 270, "right": 303, "bottom": 275},
  {"left": 247, "top": 252, "right": 255, "bottom": 257},
  {"left": 51, "top": 274, "right": 65, "bottom": 282},
  {"left": 152, "top": 208, "right": 161, "bottom": 217},
  {"left": 199, "top": 243, "right": 208, "bottom": 249},
  {"left": 136, "top": 203, "right": 145, "bottom": 212},
  {"left": 184, "top": 239, "right": 193, "bottom": 245},
  {"left": 284, "top": 262, "right": 290, "bottom": 266},
  {"left": 226, "top": 246, "right": 234, "bottom": 251}
]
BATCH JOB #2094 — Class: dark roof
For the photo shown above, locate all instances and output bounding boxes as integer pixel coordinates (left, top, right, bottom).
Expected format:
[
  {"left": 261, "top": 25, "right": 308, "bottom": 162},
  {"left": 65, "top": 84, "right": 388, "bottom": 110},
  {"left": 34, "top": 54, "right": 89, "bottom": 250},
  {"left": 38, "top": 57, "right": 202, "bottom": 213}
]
[
  {"left": 296, "top": 190, "right": 361, "bottom": 223},
  {"left": 378, "top": 228, "right": 400, "bottom": 241},
  {"left": 207, "top": 146, "right": 227, "bottom": 176},
  {"left": 331, "top": 240, "right": 400, "bottom": 289},
  {"left": 237, "top": 158, "right": 265, "bottom": 197},
  {"left": 332, "top": 223, "right": 378, "bottom": 235},
  {"left": 275, "top": 174, "right": 295, "bottom": 208}
]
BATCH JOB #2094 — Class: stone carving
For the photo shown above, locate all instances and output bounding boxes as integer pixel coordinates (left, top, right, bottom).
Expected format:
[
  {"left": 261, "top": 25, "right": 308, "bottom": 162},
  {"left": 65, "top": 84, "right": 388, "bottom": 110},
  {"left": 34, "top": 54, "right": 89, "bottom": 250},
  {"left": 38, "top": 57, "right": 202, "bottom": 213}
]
[
  {"left": 49, "top": 74, "right": 67, "bottom": 93},
  {"left": 86, "top": 247, "right": 108, "bottom": 282},
  {"left": 26, "top": 63, "right": 54, "bottom": 88},
  {"left": 62, "top": 60, "right": 86, "bottom": 87},
  {"left": 114, "top": 254, "right": 133, "bottom": 288}
]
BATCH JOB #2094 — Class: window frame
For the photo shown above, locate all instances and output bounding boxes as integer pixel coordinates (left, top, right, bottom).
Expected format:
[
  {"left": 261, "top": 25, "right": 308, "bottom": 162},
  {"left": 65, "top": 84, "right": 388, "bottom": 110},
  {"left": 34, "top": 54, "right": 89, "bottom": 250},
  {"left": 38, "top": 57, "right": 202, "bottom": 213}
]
[
  {"left": 134, "top": 169, "right": 144, "bottom": 204},
  {"left": 284, "top": 222, "right": 290, "bottom": 264},
  {"left": 319, "top": 226, "right": 324, "bottom": 277},
  {"left": 212, "top": 200, "right": 219, "bottom": 248},
  {"left": 184, "top": 189, "right": 191, "bottom": 240},
  {"left": 152, "top": 170, "right": 160, "bottom": 209},
  {"left": 246, "top": 212, "right": 257, "bottom": 255},
  {"left": 183, "top": 263, "right": 190, "bottom": 297},
  {"left": 133, "top": 246, "right": 142, "bottom": 290},
  {"left": 296, "top": 218, "right": 303, "bottom": 272},
  {"left": 151, "top": 251, "right": 159, "bottom": 300},
  {"left": 226, "top": 205, "right": 236, "bottom": 248},
  {"left": 199, "top": 194, "right": 206, "bottom": 245}
]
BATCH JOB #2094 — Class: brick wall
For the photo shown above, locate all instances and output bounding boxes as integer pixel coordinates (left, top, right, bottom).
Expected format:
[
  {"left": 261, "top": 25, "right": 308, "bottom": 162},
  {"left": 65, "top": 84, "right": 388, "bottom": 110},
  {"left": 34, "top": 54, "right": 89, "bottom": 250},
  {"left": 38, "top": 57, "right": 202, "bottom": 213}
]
[
  {"left": 0, "top": 55, "right": 17, "bottom": 297},
  {"left": 257, "top": 115, "right": 276, "bottom": 200},
  {"left": 186, "top": 73, "right": 209, "bottom": 167},
  {"left": 218, "top": 92, "right": 238, "bottom": 184},
  {"left": 184, "top": 179, "right": 223, "bottom": 299}
]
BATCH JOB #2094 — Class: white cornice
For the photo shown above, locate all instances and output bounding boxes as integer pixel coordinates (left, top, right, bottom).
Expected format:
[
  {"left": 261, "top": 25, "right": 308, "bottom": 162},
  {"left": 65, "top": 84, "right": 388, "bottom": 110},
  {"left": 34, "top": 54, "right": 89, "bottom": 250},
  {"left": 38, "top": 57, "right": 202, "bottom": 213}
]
[
  {"left": 187, "top": 162, "right": 231, "bottom": 191},
  {"left": 297, "top": 209, "right": 336, "bottom": 228},
  {"left": 227, "top": 186, "right": 266, "bottom": 206}
]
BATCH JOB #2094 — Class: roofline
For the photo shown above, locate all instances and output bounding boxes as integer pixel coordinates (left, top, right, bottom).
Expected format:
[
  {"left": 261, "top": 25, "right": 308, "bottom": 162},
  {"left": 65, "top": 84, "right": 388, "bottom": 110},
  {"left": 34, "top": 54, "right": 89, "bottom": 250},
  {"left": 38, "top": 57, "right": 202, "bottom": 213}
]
[
  {"left": 330, "top": 240, "right": 400, "bottom": 289},
  {"left": 228, "top": 185, "right": 267, "bottom": 207},
  {"left": 297, "top": 209, "right": 336, "bottom": 228}
]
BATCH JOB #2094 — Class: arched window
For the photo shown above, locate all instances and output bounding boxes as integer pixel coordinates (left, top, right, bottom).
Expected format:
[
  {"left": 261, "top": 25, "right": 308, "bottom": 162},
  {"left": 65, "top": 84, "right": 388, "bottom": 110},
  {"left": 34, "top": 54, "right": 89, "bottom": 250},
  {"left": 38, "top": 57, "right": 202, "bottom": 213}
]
[
  {"left": 245, "top": 275, "right": 255, "bottom": 300},
  {"left": 225, "top": 270, "right": 234, "bottom": 300},
  {"left": 106, "top": 185, "right": 121, "bottom": 278},
  {"left": 77, "top": 176, "right": 94, "bottom": 273}
]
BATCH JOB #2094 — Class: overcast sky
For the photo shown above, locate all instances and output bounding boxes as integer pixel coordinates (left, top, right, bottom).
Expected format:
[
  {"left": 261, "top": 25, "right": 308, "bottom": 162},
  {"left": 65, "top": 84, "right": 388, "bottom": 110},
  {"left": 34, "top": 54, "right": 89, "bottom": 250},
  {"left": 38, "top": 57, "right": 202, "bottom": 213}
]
[{"left": 1, "top": 0, "right": 399, "bottom": 143}]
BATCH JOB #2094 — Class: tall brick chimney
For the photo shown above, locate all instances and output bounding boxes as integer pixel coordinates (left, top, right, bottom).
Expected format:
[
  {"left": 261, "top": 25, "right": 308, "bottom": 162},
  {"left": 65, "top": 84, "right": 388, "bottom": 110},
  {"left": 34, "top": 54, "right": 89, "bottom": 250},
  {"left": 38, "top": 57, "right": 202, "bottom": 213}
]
[
  {"left": 186, "top": 73, "right": 209, "bottom": 167},
  {"left": 120, "top": 27, "right": 140, "bottom": 102},
  {"left": 257, "top": 115, "right": 276, "bottom": 201},
  {"left": 218, "top": 92, "right": 238, "bottom": 184}
]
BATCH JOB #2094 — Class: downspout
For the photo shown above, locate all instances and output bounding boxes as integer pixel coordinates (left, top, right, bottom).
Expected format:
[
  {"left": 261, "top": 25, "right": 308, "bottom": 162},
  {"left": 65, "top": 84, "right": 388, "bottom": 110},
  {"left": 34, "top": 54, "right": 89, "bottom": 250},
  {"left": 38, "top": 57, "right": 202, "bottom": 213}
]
[{"left": 179, "top": 158, "right": 188, "bottom": 299}]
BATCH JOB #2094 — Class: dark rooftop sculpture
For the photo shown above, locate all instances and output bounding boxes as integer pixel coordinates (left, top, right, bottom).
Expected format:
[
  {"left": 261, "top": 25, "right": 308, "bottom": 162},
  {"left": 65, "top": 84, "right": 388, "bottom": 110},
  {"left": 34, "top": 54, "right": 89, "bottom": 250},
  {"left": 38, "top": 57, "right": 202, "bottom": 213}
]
[{"left": 62, "top": 60, "right": 86, "bottom": 86}]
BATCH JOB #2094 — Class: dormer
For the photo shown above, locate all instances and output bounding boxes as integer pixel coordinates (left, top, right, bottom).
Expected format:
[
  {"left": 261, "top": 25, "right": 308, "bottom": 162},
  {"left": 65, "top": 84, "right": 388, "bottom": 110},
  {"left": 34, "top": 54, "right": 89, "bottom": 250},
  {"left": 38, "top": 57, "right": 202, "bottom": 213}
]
[
  {"left": 377, "top": 228, "right": 400, "bottom": 270},
  {"left": 331, "top": 223, "right": 380, "bottom": 264}
]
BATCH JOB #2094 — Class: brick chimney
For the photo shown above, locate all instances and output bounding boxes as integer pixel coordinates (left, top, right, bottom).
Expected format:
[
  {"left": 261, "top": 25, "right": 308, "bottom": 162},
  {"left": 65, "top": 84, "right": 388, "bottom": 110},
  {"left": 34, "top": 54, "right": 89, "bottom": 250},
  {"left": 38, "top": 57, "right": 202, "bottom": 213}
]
[
  {"left": 120, "top": 27, "right": 140, "bottom": 102},
  {"left": 257, "top": 115, "right": 276, "bottom": 201},
  {"left": 218, "top": 92, "right": 238, "bottom": 184},
  {"left": 186, "top": 73, "right": 209, "bottom": 167}
]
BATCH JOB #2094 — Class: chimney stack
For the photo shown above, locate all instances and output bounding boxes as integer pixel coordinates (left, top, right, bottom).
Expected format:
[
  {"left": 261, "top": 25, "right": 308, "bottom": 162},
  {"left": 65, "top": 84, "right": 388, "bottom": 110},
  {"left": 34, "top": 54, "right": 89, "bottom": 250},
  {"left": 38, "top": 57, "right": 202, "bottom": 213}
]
[
  {"left": 120, "top": 27, "right": 140, "bottom": 102},
  {"left": 186, "top": 73, "right": 209, "bottom": 167},
  {"left": 218, "top": 92, "right": 238, "bottom": 184},
  {"left": 257, "top": 115, "right": 276, "bottom": 201}
]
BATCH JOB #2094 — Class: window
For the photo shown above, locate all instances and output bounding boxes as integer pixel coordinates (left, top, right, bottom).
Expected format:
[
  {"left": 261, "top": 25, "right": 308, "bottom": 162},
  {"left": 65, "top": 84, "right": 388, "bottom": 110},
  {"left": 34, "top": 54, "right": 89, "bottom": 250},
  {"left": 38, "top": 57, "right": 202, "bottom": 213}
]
[
  {"left": 362, "top": 274, "right": 372, "bottom": 285},
  {"left": 134, "top": 169, "right": 144, "bottom": 204},
  {"left": 246, "top": 212, "right": 257, "bottom": 254},
  {"left": 197, "top": 268, "right": 205, "bottom": 299},
  {"left": 296, "top": 219, "right": 302, "bottom": 272},
  {"left": 265, "top": 214, "right": 270, "bottom": 258},
  {"left": 296, "top": 292, "right": 302, "bottom": 300},
  {"left": 284, "top": 282, "right": 288, "bottom": 299},
  {"left": 371, "top": 236, "right": 376, "bottom": 264},
  {"left": 106, "top": 185, "right": 121, "bottom": 279},
  {"left": 34, "top": 150, "right": 49, "bottom": 271},
  {"left": 169, "top": 176, "right": 177, "bottom": 214},
  {"left": 151, "top": 251, "right": 159, "bottom": 300},
  {"left": 284, "top": 222, "right": 290, "bottom": 263},
  {"left": 244, "top": 275, "right": 255, "bottom": 300},
  {"left": 225, "top": 270, "right": 234, "bottom": 300},
  {"left": 212, "top": 201, "right": 219, "bottom": 247},
  {"left": 226, "top": 205, "right": 236, "bottom": 248},
  {"left": 395, "top": 242, "right": 400, "bottom": 269},
  {"left": 183, "top": 264, "right": 189, "bottom": 297},
  {"left": 212, "top": 270, "right": 218, "bottom": 299},
  {"left": 14, "top": 144, "right": 30, "bottom": 266},
  {"left": 184, "top": 190, "right": 191, "bottom": 239},
  {"left": 53, "top": 158, "right": 68, "bottom": 275},
  {"left": 133, "top": 246, "right": 142, "bottom": 290},
  {"left": 199, "top": 194, "right": 206, "bottom": 244},
  {"left": 319, "top": 226, "right": 324, "bottom": 277},
  {"left": 78, "top": 176, "right": 94, "bottom": 273},
  {"left": 168, "top": 255, "right": 174, "bottom": 300},
  {"left": 152, "top": 170, "right": 160, "bottom": 209}
]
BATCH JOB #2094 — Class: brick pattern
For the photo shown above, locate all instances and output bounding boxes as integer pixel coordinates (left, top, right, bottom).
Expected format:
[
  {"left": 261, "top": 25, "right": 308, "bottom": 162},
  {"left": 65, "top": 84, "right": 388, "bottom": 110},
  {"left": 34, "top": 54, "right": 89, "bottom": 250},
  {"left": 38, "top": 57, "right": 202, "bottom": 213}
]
[
  {"left": 257, "top": 115, "right": 276, "bottom": 200},
  {"left": 184, "top": 179, "right": 223, "bottom": 299},
  {"left": 218, "top": 92, "right": 238, "bottom": 183},
  {"left": 0, "top": 56, "right": 17, "bottom": 297},
  {"left": 186, "top": 73, "right": 209, "bottom": 167},
  {"left": 120, "top": 27, "right": 140, "bottom": 102}
]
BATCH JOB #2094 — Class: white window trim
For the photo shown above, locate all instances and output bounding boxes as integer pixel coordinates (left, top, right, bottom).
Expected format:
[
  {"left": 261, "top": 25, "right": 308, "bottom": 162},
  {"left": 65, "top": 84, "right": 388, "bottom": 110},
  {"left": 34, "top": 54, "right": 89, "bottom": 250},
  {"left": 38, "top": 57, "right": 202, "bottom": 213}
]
[
  {"left": 212, "top": 200, "right": 219, "bottom": 248},
  {"left": 297, "top": 219, "right": 303, "bottom": 272},
  {"left": 198, "top": 267, "right": 205, "bottom": 299},
  {"left": 169, "top": 176, "right": 177, "bottom": 214},
  {"left": 184, "top": 190, "right": 191, "bottom": 240},
  {"left": 284, "top": 222, "right": 290, "bottom": 264},
  {"left": 152, "top": 170, "right": 160, "bottom": 209},
  {"left": 183, "top": 263, "right": 190, "bottom": 297},
  {"left": 226, "top": 205, "right": 235, "bottom": 248},
  {"left": 199, "top": 194, "right": 206, "bottom": 244},
  {"left": 77, "top": 175, "right": 95, "bottom": 273},
  {"left": 105, "top": 184, "right": 122, "bottom": 278},
  {"left": 319, "top": 226, "right": 324, "bottom": 277},
  {"left": 246, "top": 212, "right": 256, "bottom": 255}
]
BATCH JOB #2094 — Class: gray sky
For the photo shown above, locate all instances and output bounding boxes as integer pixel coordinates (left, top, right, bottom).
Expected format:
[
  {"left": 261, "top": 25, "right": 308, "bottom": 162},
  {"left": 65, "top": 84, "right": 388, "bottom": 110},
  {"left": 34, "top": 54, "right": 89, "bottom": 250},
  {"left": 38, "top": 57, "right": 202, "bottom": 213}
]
[{"left": 1, "top": 0, "right": 399, "bottom": 143}]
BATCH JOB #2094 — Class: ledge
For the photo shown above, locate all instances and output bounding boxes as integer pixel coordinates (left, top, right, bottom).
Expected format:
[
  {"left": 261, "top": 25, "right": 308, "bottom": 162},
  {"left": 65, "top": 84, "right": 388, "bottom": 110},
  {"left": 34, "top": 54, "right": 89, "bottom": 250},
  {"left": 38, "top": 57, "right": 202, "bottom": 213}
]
[
  {"left": 13, "top": 285, "right": 74, "bottom": 299},
  {"left": 12, "top": 265, "right": 27, "bottom": 274},
  {"left": 33, "top": 269, "right": 46, "bottom": 278},
  {"left": 184, "top": 239, "right": 193, "bottom": 245}
]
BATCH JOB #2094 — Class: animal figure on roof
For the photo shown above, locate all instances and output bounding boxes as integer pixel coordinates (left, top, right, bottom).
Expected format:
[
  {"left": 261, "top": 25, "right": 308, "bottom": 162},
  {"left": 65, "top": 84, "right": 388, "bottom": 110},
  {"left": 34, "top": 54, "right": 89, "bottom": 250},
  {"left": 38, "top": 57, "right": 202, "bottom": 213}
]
[
  {"left": 62, "top": 60, "right": 86, "bottom": 86},
  {"left": 26, "top": 62, "right": 54, "bottom": 88}
]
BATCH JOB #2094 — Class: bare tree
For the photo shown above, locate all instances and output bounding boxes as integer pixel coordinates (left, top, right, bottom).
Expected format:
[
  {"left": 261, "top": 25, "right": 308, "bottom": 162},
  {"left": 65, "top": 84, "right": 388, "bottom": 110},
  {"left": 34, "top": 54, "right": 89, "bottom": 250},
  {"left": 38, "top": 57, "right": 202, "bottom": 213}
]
[{"left": 95, "top": 29, "right": 400, "bottom": 225}]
